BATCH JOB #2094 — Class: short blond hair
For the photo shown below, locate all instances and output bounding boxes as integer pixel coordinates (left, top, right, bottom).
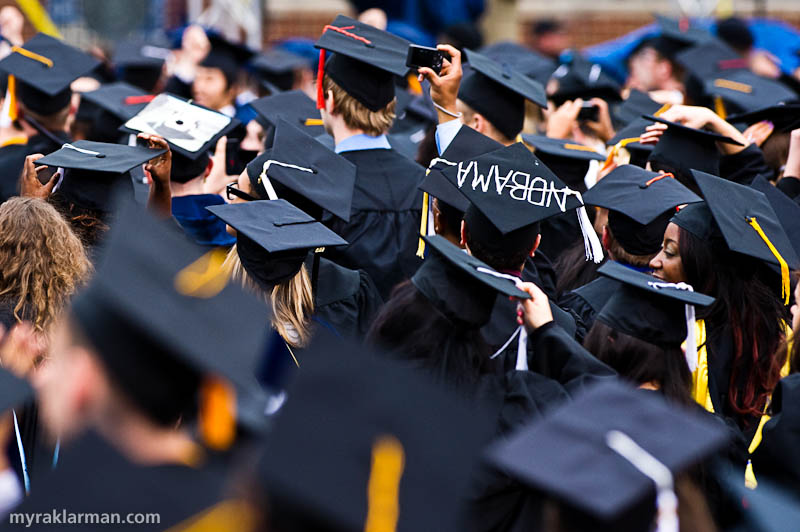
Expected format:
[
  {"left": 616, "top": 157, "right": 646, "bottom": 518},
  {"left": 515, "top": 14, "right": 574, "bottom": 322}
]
[{"left": 323, "top": 75, "right": 396, "bottom": 136}]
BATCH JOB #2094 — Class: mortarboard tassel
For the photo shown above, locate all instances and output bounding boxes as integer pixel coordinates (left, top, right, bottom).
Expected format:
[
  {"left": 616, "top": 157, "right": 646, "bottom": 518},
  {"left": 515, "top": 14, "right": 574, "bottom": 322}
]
[
  {"left": 601, "top": 136, "right": 640, "bottom": 174},
  {"left": 583, "top": 158, "right": 600, "bottom": 190},
  {"left": 364, "top": 435, "right": 405, "bottom": 532},
  {"left": 714, "top": 96, "right": 727, "bottom": 120},
  {"left": 573, "top": 192, "right": 604, "bottom": 263},
  {"left": 258, "top": 159, "right": 315, "bottom": 201},
  {"left": 417, "top": 158, "right": 457, "bottom": 258},
  {"left": 174, "top": 248, "right": 231, "bottom": 299},
  {"left": 606, "top": 430, "right": 678, "bottom": 532},
  {"left": 647, "top": 280, "right": 699, "bottom": 372},
  {"left": 746, "top": 216, "right": 790, "bottom": 305},
  {"left": 316, "top": 24, "right": 373, "bottom": 110},
  {"left": 199, "top": 376, "right": 237, "bottom": 451},
  {"left": 478, "top": 267, "right": 529, "bottom": 371}
]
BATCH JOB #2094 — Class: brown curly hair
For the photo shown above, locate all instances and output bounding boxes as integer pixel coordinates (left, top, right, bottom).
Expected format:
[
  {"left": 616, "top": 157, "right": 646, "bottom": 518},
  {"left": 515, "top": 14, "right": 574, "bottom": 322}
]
[{"left": 0, "top": 197, "right": 92, "bottom": 331}]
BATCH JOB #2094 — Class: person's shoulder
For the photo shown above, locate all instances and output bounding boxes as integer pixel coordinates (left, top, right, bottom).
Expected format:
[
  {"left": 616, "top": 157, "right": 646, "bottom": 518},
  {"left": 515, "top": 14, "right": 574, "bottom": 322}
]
[{"left": 344, "top": 147, "right": 424, "bottom": 171}]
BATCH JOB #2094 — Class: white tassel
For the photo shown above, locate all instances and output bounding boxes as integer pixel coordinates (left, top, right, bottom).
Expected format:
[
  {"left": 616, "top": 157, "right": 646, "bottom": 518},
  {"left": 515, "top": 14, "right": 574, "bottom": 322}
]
[
  {"left": 583, "top": 158, "right": 600, "bottom": 190},
  {"left": 606, "top": 430, "right": 679, "bottom": 532},
  {"left": 516, "top": 321, "right": 528, "bottom": 371},
  {"left": 575, "top": 201, "right": 604, "bottom": 263},
  {"left": 476, "top": 267, "right": 530, "bottom": 370},
  {"left": 647, "top": 281, "right": 698, "bottom": 372},
  {"left": 259, "top": 160, "right": 314, "bottom": 201}
]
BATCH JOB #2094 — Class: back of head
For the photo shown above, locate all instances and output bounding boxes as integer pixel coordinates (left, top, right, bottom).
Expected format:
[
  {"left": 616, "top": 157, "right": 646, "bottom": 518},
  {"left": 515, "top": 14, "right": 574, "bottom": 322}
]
[
  {"left": 464, "top": 205, "right": 540, "bottom": 272},
  {"left": 322, "top": 74, "right": 396, "bottom": 136}
]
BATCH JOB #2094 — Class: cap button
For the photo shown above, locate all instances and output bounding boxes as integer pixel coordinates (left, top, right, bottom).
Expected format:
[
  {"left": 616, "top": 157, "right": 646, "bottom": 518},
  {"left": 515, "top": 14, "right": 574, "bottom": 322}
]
[{"left": 95, "top": 153, "right": 106, "bottom": 158}]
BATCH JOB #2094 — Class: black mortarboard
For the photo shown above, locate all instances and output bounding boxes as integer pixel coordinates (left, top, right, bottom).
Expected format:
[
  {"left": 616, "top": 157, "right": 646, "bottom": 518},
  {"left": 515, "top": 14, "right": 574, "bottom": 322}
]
[
  {"left": 80, "top": 81, "right": 152, "bottom": 122},
  {"left": 258, "top": 337, "right": 490, "bottom": 532},
  {"left": 728, "top": 103, "right": 800, "bottom": 133},
  {"left": 645, "top": 114, "right": 742, "bottom": 178},
  {"left": 248, "top": 89, "right": 325, "bottom": 137},
  {"left": 612, "top": 90, "right": 666, "bottom": 128},
  {"left": 71, "top": 198, "right": 268, "bottom": 438},
  {"left": 35, "top": 141, "right": 164, "bottom": 211},
  {"left": 0, "top": 33, "right": 100, "bottom": 115},
  {"left": 478, "top": 41, "right": 555, "bottom": 83},
  {"left": 420, "top": 125, "right": 503, "bottom": 213},
  {"left": 122, "top": 93, "right": 240, "bottom": 159},
  {"left": 199, "top": 32, "right": 254, "bottom": 84},
  {"left": 0, "top": 367, "right": 33, "bottom": 413},
  {"left": 458, "top": 48, "right": 547, "bottom": 140},
  {"left": 547, "top": 56, "right": 622, "bottom": 106},
  {"left": 652, "top": 14, "right": 713, "bottom": 58},
  {"left": 595, "top": 261, "right": 714, "bottom": 346},
  {"left": 413, "top": 234, "right": 529, "bottom": 327},
  {"left": 674, "top": 39, "right": 743, "bottom": 80},
  {"left": 440, "top": 142, "right": 603, "bottom": 261},
  {"left": 606, "top": 117, "right": 653, "bottom": 168},
  {"left": 251, "top": 48, "right": 309, "bottom": 93},
  {"left": 583, "top": 166, "right": 701, "bottom": 255},
  {"left": 112, "top": 39, "right": 169, "bottom": 92},
  {"left": 245, "top": 118, "right": 356, "bottom": 221},
  {"left": 672, "top": 170, "right": 799, "bottom": 303},
  {"left": 719, "top": 465, "right": 800, "bottom": 532},
  {"left": 750, "top": 175, "right": 800, "bottom": 260},
  {"left": 485, "top": 380, "right": 729, "bottom": 524},
  {"left": 523, "top": 134, "right": 605, "bottom": 191},
  {"left": 315, "top": 15, "right": 411, "bottom": 112},
  {"left": 704, "top": 70, "right": 798, "bottom": 115}
]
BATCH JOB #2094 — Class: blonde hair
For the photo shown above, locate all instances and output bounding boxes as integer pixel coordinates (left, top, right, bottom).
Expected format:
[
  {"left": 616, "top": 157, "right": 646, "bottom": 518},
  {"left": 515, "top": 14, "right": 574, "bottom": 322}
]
[
  {"left": 0, "top": 197, "right": 91, "bottom": 331},
  {"left": 225, "top": 246, "right": 314, "bottom": 348},
  {"left": 323, "top": 75, "right": 396, "bottom": 136}
]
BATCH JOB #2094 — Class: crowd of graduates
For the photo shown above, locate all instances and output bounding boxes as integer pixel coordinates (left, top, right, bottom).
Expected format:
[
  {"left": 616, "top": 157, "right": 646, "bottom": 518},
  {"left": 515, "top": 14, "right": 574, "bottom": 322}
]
[{"left": 0, "top": 5, "right": 795, "bottom": 531}]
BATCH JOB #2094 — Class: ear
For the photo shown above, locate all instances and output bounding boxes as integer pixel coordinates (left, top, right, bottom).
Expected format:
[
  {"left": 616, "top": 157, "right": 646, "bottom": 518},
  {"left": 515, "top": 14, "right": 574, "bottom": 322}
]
[
  {"left": 325, "top": 89, "right": 336, "bottom": 115},
  {"left": 472, "top": 113, "right": 485, "bottom": 134},
  {"left": 460, "top": 219, "right": 468, "bottom": 249},
  {"left": 529, "top": 233, "right": 541, "bottom": 257},
  {"left": 601, "top": 225, "right": 611, "bottom": 251},
  {"left": 204, "top": 157, "right": 214, "bottom": 178}
]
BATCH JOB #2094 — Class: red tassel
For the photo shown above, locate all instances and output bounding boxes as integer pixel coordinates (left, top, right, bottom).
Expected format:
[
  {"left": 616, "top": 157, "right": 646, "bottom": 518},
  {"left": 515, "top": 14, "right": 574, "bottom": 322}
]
[{"left": 316, "top": 49, "right": 326, "bottom": 110}]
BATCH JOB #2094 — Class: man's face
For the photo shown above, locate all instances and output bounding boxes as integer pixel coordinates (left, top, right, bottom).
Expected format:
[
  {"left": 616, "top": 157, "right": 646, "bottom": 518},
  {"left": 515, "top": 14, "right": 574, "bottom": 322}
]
[
  {"left": 627, "top": 48, "right": 660, "bottom": 91},
  {"left": 192, "top": 66, "right": 234, "bottom": 111}
]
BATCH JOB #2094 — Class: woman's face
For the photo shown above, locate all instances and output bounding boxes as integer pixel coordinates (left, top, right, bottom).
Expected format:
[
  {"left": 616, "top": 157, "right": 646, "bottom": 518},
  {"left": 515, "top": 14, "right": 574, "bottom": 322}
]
[
  {"left": 649, "top": 222, "right": 688, "bottom": 284},
  {"left": 791, "top": 281, "right": 800, "bottom": 332}
]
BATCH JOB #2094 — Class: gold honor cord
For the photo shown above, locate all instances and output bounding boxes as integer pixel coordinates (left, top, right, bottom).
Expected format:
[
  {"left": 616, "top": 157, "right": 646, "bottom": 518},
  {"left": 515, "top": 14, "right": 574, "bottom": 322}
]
[
  {"left": 198, "top": 376, "right": 237, "bottom": 451},
  {"left": 304, "top": 118, "right": 324, "bottom": 126},
  {"left": 746, "top": 216, "right": 790, "bottom": 305},
  {"left": 174, "top": 248, "right": 231, "bottom": 299},
  {"left": 364, "top": 436, "right": 405, "bottom": 532}
]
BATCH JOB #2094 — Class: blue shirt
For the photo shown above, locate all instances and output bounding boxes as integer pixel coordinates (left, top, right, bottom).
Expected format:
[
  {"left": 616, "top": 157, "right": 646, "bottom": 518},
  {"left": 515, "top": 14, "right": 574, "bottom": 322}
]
[
  {"left": 334, "top": 133, "right": 392, "bottom": 154},
  {"left": 172, "top": 194, "right": 236, "bottom": 248}
]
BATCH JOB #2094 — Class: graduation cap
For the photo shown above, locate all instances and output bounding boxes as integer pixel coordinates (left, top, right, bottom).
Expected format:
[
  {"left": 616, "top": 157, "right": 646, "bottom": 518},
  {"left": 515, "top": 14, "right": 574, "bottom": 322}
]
[
  {"left": 718, "top": 464, "right": 800, "bottom": 532},
  {"left": 72, "top": 198, "right": 269, "bottom": 449},
  {"left": 458, "top": 48, "right": 547, "bottom": 140},
  {"left": 583, "top": 166, "right": 701, "bottom": 255},
  {"left": 652, "top": 14, "right": 713, "bottom": 58},
  {"left": 673, "top": 38, "right": 743, "bottom": 81},
  {"left": 704, "top": 70, "right": 798, "bottom": 115},
  {"left": 315, "top": 14, "right": 411, "bottom": 111},
  {"left": 672, "top": 170, "right": 799, "bottom": 304},
  {"left": 244, "top": 118, "right": 355, "bottom": 222},
  {"left": 0, "top": 33, "right": 100, "bottom": 115},
  {"left": 728, "top": 103, "right": 800, "bottom": 133},
  {"left": 750, "top": 175, "right": 800, "bottom": 260},
  {"left": 596, "top": 261, "right": 714, "bottom": 366},
  {"left": 522, "top": 134, "right": 605, "bottom": 191},
  {"left": 112, "top": 39, "right": 170, "bottom": 92},
  {"left": 485, "top": 380, "right": 729, "bottom": 528},
  {"left": 35, "top": 141, "right": 164, "bottom": 211},
  {"left": 612, "top": 90, "right": 667, "bottom": 128},
  {"left": 247, "top": 89, "right": 325, "bottom": 138},
  {"left": 199, "top": 32, "right": 254, "bottom": 84},
  {"left": 547, "top": 56, "right": 622, "bottom": 106},
  {"left": 0, "top": 367, "right": 33, "bottom": 413},
  {"left": 258, "top": 336, "right": 490, "bottom": 532},
  {"left": 75, "top": 81, "right": 152, "bottom": 144},
  {"left": 478, "top": 41, "right": 555, "bottom": 83},
  {"left": 645, "top": 114, "right": 743, "bottom": 179},
  {"left": 251, "top": 48, "right": 309, "bottom": 94},
  {"left": 207, "top": 199, "right": 347, "bottom": 290},
  {"left": 439, "top": 142, "right": 603, "bottom": 262},
  {"left": 606, "top": 117, "right": 654, "bottom": 168},
  {"left": 122, "top": 93, "right": 240, "bottom": 161}
]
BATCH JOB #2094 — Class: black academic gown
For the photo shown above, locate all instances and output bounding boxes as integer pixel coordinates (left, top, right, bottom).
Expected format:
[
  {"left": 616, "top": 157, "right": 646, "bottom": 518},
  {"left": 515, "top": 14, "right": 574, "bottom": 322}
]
[
  {"left": 322, "top": 148, "right": 425, "bottom": 299},
  {"left": 2, "top": 432, "right": 237, "bottom": 531},
  {"left": 0, "top": 131, "right": 69, "bottom": 203},
  {"left": 306, "top": 255, "right": 383, "bottom": 341},
  {"left": 559, "top": 276, "right": 622, "bottom": 341},
  {"left": 719, "top": 144, "right": 773, "bottom": 186}
]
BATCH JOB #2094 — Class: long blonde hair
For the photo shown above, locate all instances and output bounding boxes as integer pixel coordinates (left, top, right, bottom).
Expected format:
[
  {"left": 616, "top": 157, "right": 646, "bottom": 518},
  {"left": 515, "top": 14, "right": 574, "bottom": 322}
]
[
  {"left": 0, "top": 197, "right": 92, "bottom": 331},
  {"left": 225, "top": 245, "right": 314, "bottom": 348}
]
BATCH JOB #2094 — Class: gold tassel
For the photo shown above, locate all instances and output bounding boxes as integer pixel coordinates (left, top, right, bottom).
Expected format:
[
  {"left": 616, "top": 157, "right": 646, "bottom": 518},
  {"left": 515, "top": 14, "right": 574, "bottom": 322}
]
[
  {"left": 7, "top": 75, "right": 16, "bottom": 122},
  {"left": 416, "top": 192, "right": 430, "bottom": 258},
  {"left": 363, "top": 436, "right": 405, "bottom": 532},
  {"left": 174, "top": 248, "right": 231, "bottom": 299},
  {"left": 10, "top": 45, "right": 53, "bottom": 67},
  {"left": 198, "top": 376, "right": 237, "bottom": 451},
  {"left": 601, "top": 137, "right": 640, "bottom": 173},
  {"left": 304, "top": 118, "right": 324, "bottom": 126},
  {"left": 406, "top": 73, "right": 422, "bottom": 95},
  {"left": 653, "top": 103, "right": 671, "bottom": 117},
  {"left": 714, "top": 96, "right": 727, "bottom": 120},
  {"left": 747, "top": 216, "right": 790, "bottom": 305}
]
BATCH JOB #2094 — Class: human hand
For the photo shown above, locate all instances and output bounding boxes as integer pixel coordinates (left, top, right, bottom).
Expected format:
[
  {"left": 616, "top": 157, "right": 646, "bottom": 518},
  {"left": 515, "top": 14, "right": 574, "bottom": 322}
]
[
  {"left": 19, "top": 154, "right": 57, "bottom": 200},
  {"left": 748, "top": 50, "right": 781, "bottom": 80},
  {"left": 0, "top": 322, "right": 48, "bottom": 378},
  {"left": 545, "top": 99, "right": 583, "bottom": 139},
  {"left": 203, "top": 136, "right": 236, "bottom": 196},
  {"left": 743, "top": 120, "right": 774, "bottom": 147},
  {"left": 582, "top": 98, "right": 616, "bottom": 143},
  {"left": 783, "top": 128, "right": 800, "bottom": 180},
  {"left": 638, "top": 122, "right": 667, "bottom": 145},
  {"left": 138, "top": 133, "right": 172, "bottom": 187},
  {"left": 517, "top": 282, "right": 553, "bottom": 331},
  {"left": 417, "top": 44, "right": 461, "bottom": 122},
  {"left": 657, "top": 104, "right": 716, "bottom": 130}
]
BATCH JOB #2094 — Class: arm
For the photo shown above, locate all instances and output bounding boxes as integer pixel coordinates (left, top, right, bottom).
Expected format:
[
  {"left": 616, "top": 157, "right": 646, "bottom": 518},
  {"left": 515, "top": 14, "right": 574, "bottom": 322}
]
[
  {"left": 19, "top": 154, "right": 58, "bottom": 200},
  {"left": 138, "top": 134, "right": 173, "bottom": 218},
  {"left": 417, "top": 44, "right": 464, "bottom": 155}
]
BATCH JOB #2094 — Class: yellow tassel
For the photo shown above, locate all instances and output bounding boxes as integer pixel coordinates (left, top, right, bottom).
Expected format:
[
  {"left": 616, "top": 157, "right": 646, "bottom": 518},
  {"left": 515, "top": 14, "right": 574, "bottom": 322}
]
[
  {"left": 416, "top": 192, "right": 429, "bottom": 258},
  {"left": 174, "top": 248, "right": 230, "bottom": 299},
  {"left": 747, "top": 217, "right": 790, "bottom": 305},
  {"left": 7, "top": 75, "right": 16, "bottom": 122},
  {"left": 714, "top": 96, "right": 727, "bottom": 120},
  {"left": 364, "top": 435, "right": 405, "bottom": 532},
  {"left": 304, "top": 118, "right": 324, "bottom": 126},
  {"left": 601, "top": 137, "right": 640, "bottom": 173},
  {"left": 653, "top": 103, "right": 671, "bottom": 117},
  {"left": 198, "top": 376, "right": 237, "bottom": 451},
  {"left": 10, "top": 45, "right": 53, "bottom": 67},
  {"left": 406, "top": 73, "right": 422, "bottom": 95}
]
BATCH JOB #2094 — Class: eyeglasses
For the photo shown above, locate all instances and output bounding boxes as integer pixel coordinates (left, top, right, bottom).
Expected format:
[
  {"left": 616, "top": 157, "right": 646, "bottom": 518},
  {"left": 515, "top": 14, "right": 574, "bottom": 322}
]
[{"left": 226, "top": 182, "right": 259, "bottom": 202}]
